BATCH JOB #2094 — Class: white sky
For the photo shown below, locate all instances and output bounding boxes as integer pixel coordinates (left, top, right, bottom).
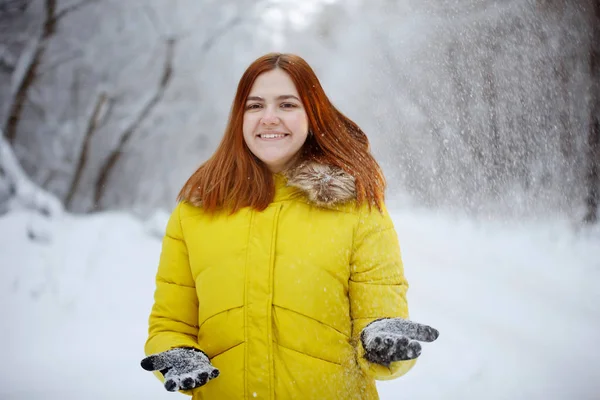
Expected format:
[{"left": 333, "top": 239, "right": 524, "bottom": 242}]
[
  {"left": 264, "top": 0, "right": 339, "bottom": 28},
  {"left": 261, "top": 0, "right": 339, "bottom": 46}
]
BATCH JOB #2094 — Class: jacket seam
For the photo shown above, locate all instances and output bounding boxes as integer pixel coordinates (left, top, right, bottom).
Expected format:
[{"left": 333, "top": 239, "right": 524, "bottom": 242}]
[
  {"left": 164, "top": 232, "right": 184, "bottom": 242},
  {"left": 270, "top": 198, "right": 357, "bottom": 214},
  {"left": 178, "top": 198, "right": 359, "bottom": 215},
  {"left": 150, "top": 315, "right": 199, "bottom": 331},
  {"left": 267, "top": 204, "right": 282, "bottom": 400},
  {"left": 276, "top": 343, "right": 343, "bottom": 367},
  {"left": 243, "top": 210, "right": 254, "bottom": 400},
  {"left": 156, "top": 276, "right": 195, "bottom": 289},
  {"left": 197, "top": 305, "right": 244, "bottom": 332},
  {"left": 351, "top": 205, "right": 363, "bottom": 262},
  {"left": 177, "top": 202, "right": 186, "bottom": 243},
  {"left": 209, "top": 341, "right": 244, "bottom": 360},
  {"left": 347, "top": 279, "right": 401, "bottom": 287},
  {"left": 272, "top": 304, "right": 350, "bottom": 339},
  {"left": 353, "top": 316, "right": 395, "bottom": 322}
]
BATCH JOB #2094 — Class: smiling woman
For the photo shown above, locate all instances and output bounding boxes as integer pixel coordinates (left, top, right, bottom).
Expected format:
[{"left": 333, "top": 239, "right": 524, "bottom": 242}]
[
  {"left": 242, "top": 69, "right": 309, "bottom": 173},
  {"left": 175, "top": 53, "right": 391, "bottom": 214},
  {"left": 141, "top": 53, "right": 439, "bottom": 400}
]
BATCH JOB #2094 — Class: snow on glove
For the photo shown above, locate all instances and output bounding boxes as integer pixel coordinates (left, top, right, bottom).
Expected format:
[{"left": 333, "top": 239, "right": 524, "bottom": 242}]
[
  {"left": 361, "top": 318, "right": 439, "bottom": 366},
  {"left": 140, "top": 347, "right": 219, "bottom": 392}
]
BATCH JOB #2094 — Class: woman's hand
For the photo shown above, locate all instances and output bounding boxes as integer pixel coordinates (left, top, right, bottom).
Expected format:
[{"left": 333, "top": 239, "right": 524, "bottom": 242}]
[
  {"left": 361, "top": 318, "right": 439, "bottom": 366},
  {"left": 141, "top": 347, "right": 220, "bottom": 391}
]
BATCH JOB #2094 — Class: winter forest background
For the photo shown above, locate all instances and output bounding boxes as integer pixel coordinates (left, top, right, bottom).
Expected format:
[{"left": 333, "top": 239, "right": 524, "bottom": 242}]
[
  {"left": 1, "top": 0, "right": 598, "bottom": 221},
  {"left": 1, "top": 0, "right": 600, "bottom": 399}
]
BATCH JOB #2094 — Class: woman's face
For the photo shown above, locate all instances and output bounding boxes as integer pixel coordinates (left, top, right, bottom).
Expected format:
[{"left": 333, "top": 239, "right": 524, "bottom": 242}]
[{"left": 243, "top": 68, "right": 309, "bottom": 173}]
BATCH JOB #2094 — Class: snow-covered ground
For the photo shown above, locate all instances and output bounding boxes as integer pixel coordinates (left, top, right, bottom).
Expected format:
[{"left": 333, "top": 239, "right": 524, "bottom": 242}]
[{"left": 1, "top": 206, "right": 599, "bottom": 399}]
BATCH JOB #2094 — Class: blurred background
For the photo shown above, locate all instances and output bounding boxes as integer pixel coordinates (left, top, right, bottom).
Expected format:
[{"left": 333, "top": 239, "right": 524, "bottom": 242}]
[
  {"left": 1, "top": 0, "right": 598, "bottom": 222},
  {"left": 1, "top": 1, "right": 599, "bottom": 399}
]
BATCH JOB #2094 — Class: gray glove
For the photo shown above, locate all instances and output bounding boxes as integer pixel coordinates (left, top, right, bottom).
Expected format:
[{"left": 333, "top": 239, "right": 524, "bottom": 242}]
[
  {"left": 141, "top": 347, "right": 219, "bottom": 391},
  {"left": 361, "top": 318, "right": 439, "bottom": 366}
]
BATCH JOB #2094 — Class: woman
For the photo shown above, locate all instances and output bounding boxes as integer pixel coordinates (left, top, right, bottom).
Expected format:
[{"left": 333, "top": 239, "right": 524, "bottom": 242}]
[{"left": 141, "top": 53, "right": 439, "bottom": 399}]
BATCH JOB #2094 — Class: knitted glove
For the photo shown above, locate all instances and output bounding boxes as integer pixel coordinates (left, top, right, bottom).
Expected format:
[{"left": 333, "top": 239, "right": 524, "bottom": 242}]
[
  {"left": 141, "top": 347, "right": 219, "bottom": 392},
  {"left": 361, "top": 318, "right": 439, "bottom": 366}
]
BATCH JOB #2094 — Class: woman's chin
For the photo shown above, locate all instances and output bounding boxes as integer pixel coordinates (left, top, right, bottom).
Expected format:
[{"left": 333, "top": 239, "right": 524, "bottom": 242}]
[{"left": 261, "top": 158, "right": 295, "bottom": 173}]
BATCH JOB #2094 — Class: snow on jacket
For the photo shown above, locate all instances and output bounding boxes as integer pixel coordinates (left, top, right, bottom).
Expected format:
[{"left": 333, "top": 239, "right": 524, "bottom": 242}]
[{"left": 144, "top": 162, "right": 416, "bottom": 399}]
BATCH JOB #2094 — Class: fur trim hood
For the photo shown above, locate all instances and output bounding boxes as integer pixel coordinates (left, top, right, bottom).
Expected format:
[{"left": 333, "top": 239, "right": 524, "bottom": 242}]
[
  {"left": 284, "top": 161, "right": 356, "bottom": 207},
  {"left": 185, "top": 161, "right": 356, "bottom": 209}
]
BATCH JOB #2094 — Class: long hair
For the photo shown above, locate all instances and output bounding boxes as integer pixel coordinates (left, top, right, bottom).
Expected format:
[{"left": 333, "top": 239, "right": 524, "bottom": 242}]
[{"left": 178, "top": 53, "right": 386, "bottom": 213}]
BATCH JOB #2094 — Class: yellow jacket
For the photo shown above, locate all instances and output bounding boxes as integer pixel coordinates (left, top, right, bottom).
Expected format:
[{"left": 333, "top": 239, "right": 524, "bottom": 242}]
[{"left": 145, "top": 162, "right": 416, "bottom": 399}]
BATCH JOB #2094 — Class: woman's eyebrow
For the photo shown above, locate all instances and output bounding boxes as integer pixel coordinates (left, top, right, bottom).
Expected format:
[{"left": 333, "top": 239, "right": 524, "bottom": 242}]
[
  {"left": 277, "top": 95, "right": 300, "bottom": 101},
  {"left": 246, "top": 95, "right": 300, "bottom": 101}
]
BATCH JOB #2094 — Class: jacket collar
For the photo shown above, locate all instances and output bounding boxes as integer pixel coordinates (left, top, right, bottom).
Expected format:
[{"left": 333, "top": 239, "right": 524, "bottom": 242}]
[
  {"left": 186, "top": 162, "right": 357, "bottom": 208},
  {"left": 281, "top": 161, "right": 356, "bottom": 207}
]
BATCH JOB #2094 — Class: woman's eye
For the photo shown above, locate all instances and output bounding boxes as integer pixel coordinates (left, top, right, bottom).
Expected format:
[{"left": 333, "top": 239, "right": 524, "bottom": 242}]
[
  {"left": 245, "top": 103, "right": 262, "bottom": 110},
  {"left": 281, "top": 103, "right": 297, "bottom": 108}
]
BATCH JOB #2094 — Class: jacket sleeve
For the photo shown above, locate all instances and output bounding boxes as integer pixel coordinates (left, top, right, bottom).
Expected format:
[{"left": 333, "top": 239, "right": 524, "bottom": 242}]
[
  {"left": 144, "top": 202, "right": 201, "bottom": 376},
  {"left": 349, "top": 203, "right": 417, "bottom": 380}
]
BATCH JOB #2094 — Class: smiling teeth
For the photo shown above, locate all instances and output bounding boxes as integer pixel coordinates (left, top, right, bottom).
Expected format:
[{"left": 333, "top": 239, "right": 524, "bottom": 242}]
[{"left": 260, "top": 133, "right": 286, "bottom": 139}]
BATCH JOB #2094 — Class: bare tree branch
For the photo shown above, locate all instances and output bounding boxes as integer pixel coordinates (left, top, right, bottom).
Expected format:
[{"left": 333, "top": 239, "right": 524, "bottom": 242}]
[
  {"left": 0, "top": 43, "right": 18, "bottom": 71},
  {"left": 36, "top": 50, "right": 83, "bottom": 77},
  {"left": 53, "top": 0, "right": 96, "bottom": 24},
  {"left": 3, "top": 22, "right": 46, "bottom": 142},
  {"left": 2, "top": 0, "right": 97, "bottom": 143},
  {"left": 87, "top": 5, "right": 250, "bottom": 210},
  {"left": 92, "top": 37, "right": 176, "bottom": 210},
  {"left": 0, "top": 0, "right": 31, "bottom": 14},
  {"left": 64, "top": 91, "right": 108, "bottom": 209},
  {"left": 199, "top": 15, "right": 243, "bottom": 53},
  {"left": 0, "top": 129, "right": 63, "bottom": 216}
]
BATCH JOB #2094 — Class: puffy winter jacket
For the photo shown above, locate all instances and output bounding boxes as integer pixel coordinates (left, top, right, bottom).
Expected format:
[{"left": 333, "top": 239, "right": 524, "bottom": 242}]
[{"left": 144, "top": 162, "right": 416, "bottom": 399}]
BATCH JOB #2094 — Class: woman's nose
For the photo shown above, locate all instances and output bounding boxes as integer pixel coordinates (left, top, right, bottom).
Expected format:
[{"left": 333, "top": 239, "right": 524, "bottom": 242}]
[{"left": 261, "top": 108, "right": 279, "bottom": 125}]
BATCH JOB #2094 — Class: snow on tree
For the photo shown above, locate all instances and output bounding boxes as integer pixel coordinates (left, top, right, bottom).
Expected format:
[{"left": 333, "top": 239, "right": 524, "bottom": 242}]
[
  {"left": 0, "top": 0, "right": 598, "bottom": 223},
  {"left": 283, "top": 0, "right": 597, "bottom": 220},
  {"left": 1, "top": 0, "right": 281, "bottom": 214},
  {"left": 0, "top": 130, "right": 63, "bottom": 240}
]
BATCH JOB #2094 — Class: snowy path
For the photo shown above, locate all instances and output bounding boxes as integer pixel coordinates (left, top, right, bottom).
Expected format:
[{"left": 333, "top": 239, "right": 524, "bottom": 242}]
[
  {"left": 1, "top": 208, "right": 599, "bottom": 399},
  {"left": 383, "top": 211, "right": 600, "bottom": 400}
]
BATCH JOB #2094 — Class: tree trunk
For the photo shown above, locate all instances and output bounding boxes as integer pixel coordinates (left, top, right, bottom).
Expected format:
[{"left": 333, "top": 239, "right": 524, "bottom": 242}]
[
  {"left": 3, "top": 0, "right": 56, "bottom": 143},
  {"left": 584, "top": 0, "right": 600, "bottom": 224},
  {"left": 3, "top": 0, "right": 97, "bottom": 142},
  {"left": 92, "top": 37, "right": 176, "bottom": 211}
]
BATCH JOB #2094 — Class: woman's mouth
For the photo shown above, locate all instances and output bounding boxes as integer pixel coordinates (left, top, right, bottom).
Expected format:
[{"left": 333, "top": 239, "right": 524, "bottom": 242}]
[{"left": 258, "top": 133, "right": 289, "bottom": 140}]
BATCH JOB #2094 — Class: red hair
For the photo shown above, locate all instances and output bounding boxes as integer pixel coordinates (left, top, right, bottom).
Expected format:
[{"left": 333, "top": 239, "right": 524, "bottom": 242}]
[{"left": 178, "top": 53, "right": 386, "bottom": 213}]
